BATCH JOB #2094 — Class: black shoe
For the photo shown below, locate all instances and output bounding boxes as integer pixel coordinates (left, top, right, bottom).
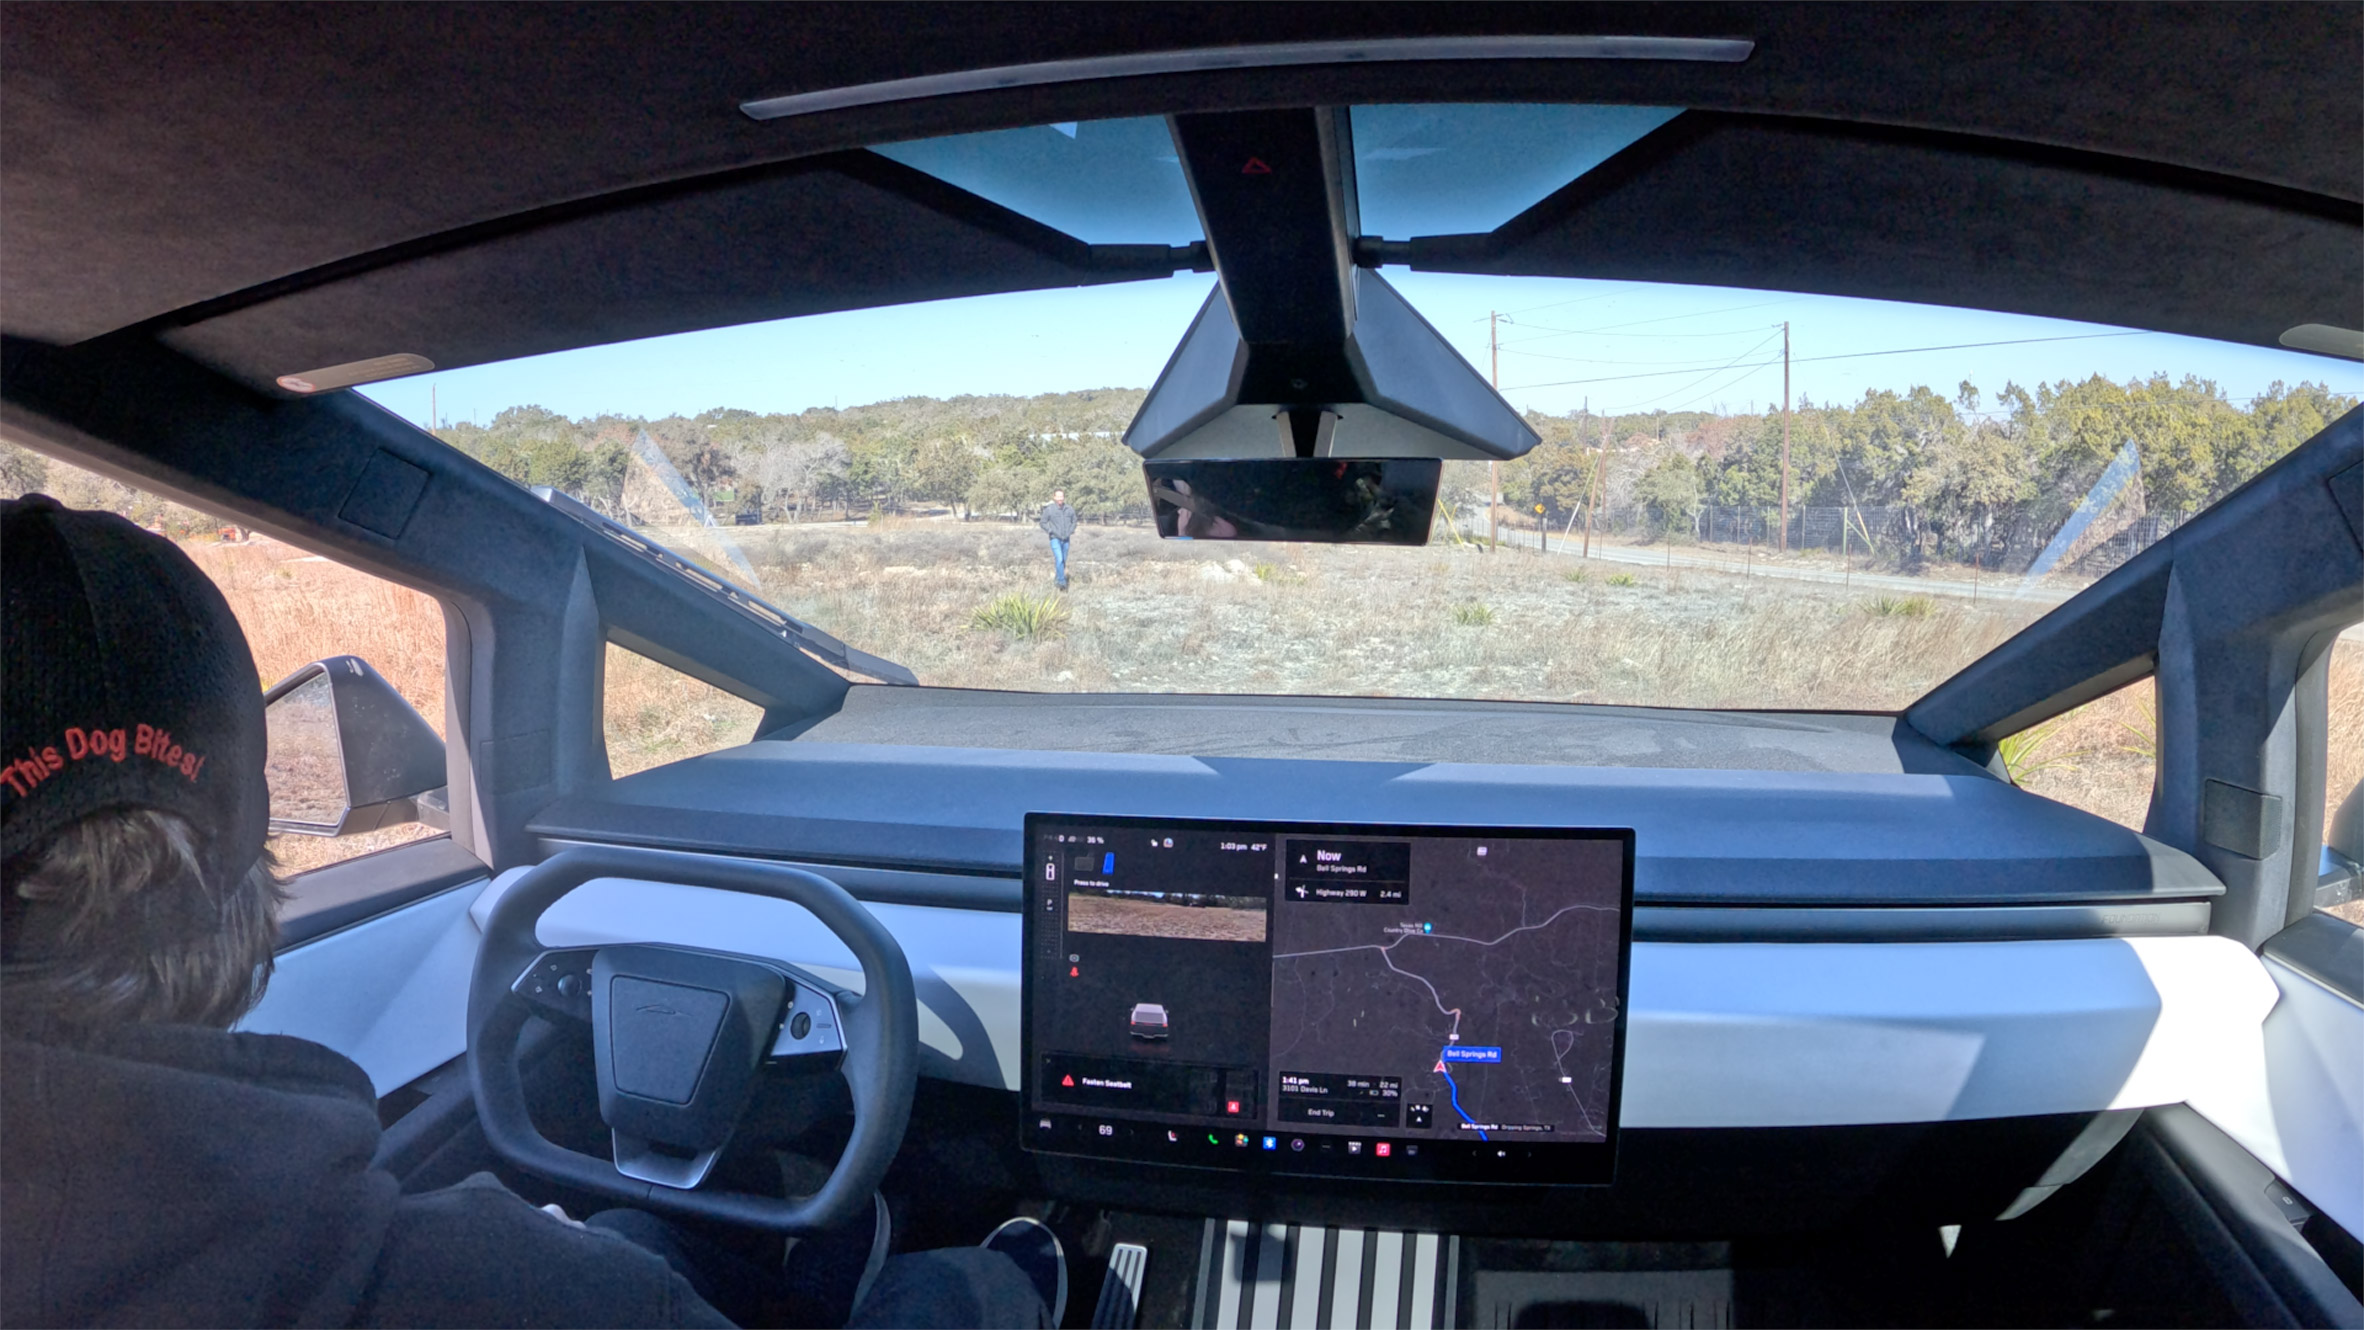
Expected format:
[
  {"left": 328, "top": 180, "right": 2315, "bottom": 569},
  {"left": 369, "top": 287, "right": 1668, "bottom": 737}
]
[{"left": 982, "top": 1216, "right": 1067, "bottom": 1325}]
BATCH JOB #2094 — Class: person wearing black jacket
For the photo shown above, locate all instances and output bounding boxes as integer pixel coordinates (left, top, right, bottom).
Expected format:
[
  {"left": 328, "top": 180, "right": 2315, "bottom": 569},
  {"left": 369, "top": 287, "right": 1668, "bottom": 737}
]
[{"left": 0, "top": 496, "right": 1061, "bottom": 1328}]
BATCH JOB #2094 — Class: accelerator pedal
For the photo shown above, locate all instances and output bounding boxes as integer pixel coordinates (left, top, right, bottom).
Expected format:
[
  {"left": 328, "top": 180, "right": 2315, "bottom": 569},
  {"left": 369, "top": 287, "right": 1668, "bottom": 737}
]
[{"left": 1092, "top": 1241, "right": 1149, "bottom": 1329}]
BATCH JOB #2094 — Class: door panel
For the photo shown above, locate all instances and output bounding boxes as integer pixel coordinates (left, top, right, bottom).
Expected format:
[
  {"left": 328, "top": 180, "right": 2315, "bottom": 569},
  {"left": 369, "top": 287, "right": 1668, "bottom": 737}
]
[{"left": 241, "top": 878, "right": 486, "bottom": 1095}]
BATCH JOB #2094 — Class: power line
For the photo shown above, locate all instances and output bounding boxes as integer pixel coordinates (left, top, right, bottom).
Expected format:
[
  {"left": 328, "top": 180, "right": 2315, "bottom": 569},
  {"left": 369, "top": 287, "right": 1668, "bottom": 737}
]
[
  {"left": 1494, "top": 298, "right": 1800, "bottom": 344},
  {"left": 1501, "top": 344, "right": 1790, "bottom": 369},
  {"left": 1509, "top": 327, "right": 1791, "bottom": 347},
  {"left": 1470, "top": 290, "right": 1626, "bottom": 322},
  {"left": 1596, "top": 330, "right": 1786, "bottom": 411},
  {"left": 1504, "top": 330, "right": 2155, "bottom": 393},
  {"left": 1634, "top": 357, "right": 1780, "bottom": 414},
  {"left": 1655, "top": 357, "right": 1786, "bottom": 414},
  {"left": 1501, "top": 322, "right": 1783, "bottom": 346}
]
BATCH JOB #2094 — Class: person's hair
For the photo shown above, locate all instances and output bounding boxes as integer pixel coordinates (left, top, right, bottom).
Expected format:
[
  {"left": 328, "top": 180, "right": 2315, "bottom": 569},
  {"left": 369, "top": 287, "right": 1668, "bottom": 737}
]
[{"left": 2, "top": 808, "right": 285, "bottom": 1043}]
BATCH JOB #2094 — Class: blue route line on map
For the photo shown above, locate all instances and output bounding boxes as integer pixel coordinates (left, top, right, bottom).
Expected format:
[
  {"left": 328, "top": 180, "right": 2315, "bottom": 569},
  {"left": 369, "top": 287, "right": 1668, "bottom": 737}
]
[{"left": 1439, "top": 1049, "right": 1489, "bottom": 1141}]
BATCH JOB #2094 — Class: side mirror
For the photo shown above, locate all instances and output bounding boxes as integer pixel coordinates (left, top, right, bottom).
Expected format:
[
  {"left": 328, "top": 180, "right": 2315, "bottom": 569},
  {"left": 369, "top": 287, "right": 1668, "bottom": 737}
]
[{"left": 263, "top": 656, "right": 447, "bottom": 837}]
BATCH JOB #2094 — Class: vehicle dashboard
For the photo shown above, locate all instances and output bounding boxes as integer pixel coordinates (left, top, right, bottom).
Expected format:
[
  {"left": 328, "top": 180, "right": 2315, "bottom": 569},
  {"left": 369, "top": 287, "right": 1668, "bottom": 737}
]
[{"left": 249, "top": 689, "right": 2274, "bottom": 1234}]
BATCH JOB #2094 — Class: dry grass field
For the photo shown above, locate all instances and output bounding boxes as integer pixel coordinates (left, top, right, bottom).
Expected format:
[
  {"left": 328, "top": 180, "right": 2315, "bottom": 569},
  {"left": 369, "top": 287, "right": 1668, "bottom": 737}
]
[
  {"left": 2012, "top": 649, "right": 2364, "bottom": 843},
  {"left": 670, "top": 515, "right": 2364, "bottom": 839},
  {"left": 603, "top": 643, "right": 763, "bottom": 777},
  {"left": 697, "top": 519, "right": 2046, "bottom": 709},
  {"left": 1068, "top": 894, "right": 1271, "bottom": 942},
  {"left": 170, "top": 516, "right": 2358, "bottom": 884},
  {"left": 190, "top": 539, "right": 450, "bottom": 873}
]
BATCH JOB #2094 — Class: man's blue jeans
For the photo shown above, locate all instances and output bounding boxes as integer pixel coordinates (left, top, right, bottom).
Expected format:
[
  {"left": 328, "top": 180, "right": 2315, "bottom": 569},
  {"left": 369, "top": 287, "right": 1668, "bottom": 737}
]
[{"left": 1048, "top": 537, "right": 1068, "bottom": 586}]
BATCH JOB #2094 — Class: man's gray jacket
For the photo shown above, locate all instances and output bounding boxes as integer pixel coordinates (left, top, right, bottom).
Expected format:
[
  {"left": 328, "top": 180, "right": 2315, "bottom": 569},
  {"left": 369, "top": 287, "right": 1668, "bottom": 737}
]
[{"left": 1037, "top": 502, "right": 1078, "bottom": 540}]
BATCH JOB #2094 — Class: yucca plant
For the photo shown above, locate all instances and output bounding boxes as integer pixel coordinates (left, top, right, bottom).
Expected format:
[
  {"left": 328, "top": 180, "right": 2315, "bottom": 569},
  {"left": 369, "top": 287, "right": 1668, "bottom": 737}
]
[
  {"left": 1451, "top": 602, "right": 1496, "bottom": 626},
  {"left": 970, "top": 591, "right": 1070, "bottom": 640},
  {"left": 1607, "top": 572, "right": 1637, "bottom": 587},
  {"left": 1865, "top": 594, "right": 1934, "bottom": 617},
  {"left": 2116, "top": 695, "right": 2158, "bottom": 761},
  {"left": 1997, "top": 717, "right": 2075, "bottom": 784}
]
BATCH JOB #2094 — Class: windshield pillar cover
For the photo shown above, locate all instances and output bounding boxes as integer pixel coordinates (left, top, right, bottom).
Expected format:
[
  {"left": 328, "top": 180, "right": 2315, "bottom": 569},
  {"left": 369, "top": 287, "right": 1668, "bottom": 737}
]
[
  {"left": 1132, "top": 109, "right": 1539, "bottom": 464},
  {"left": 1170, "top": 109, "right": 1360, "bottom": 404}
]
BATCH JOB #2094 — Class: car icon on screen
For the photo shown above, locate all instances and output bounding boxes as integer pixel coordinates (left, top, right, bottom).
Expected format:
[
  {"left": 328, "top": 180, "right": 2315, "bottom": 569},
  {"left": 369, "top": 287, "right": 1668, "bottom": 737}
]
[{"left": 1129, "top": 1002, "right": 1170, "bottom": 1040}]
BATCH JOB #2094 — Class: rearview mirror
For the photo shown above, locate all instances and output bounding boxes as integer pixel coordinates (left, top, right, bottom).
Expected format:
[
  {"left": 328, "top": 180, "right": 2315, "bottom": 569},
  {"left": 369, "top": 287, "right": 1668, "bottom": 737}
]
[
  {"left": 1144, "top": 458, "right": 1440, "bottom": 544},
  {"left": 263, "top": 656, "right": 446, "bottom": 837}
]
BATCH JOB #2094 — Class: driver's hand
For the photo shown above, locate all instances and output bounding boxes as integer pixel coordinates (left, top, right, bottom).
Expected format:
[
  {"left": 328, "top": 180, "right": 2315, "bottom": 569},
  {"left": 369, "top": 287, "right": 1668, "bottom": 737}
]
[{"left": 539, "top": 1202, "right": 589, "bottom": 1230}]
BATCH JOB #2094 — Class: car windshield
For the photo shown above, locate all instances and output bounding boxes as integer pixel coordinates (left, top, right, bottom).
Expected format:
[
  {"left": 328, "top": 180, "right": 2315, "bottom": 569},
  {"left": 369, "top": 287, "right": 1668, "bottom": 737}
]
[{"left": 356, "top": 113, "right": 2361, "bottom": 715}]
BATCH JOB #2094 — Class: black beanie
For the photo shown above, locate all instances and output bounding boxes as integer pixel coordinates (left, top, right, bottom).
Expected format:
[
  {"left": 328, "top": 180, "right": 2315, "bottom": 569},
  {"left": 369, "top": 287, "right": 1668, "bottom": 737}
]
[{"left": 1, "top": 495, "right": 269, "bottom": 897}]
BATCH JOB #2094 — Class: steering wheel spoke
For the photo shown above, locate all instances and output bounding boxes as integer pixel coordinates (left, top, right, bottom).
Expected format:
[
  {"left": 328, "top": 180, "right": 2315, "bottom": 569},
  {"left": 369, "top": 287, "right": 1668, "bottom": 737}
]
[
  {"left": 467, "top": 847, "right": 918, "bottom": 1233},
  {"left": 769, "top": 970, "right": 850, "bottom": 1071},
  {"left": 510, "top": 948, "right": 597, "bottom": 1024}
]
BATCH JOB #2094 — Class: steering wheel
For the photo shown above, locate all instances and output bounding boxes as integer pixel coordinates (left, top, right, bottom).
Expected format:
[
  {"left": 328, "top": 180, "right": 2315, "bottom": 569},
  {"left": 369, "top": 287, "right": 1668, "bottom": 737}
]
[{"left": 466, "top": 845, "right": 918, "bottom": 1232}]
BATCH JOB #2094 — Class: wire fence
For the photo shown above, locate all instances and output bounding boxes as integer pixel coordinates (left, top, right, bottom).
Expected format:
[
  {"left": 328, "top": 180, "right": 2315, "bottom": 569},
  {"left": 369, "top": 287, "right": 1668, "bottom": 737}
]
[{"left": 1549, "top": 504, "right": 2185, "bottom": 576}]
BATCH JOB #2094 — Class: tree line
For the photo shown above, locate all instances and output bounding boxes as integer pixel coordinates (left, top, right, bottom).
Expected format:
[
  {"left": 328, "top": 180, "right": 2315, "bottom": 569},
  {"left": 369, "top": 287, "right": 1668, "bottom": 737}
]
[
  {"left": 1491, "top": 374, "right": 2353, "bottom": 567},
  {"left": 429, "top": 390, "right": 1150, "bottom": 527},
  {"left": 420, "top": 372, "right": 2353, "bottom": 567}
]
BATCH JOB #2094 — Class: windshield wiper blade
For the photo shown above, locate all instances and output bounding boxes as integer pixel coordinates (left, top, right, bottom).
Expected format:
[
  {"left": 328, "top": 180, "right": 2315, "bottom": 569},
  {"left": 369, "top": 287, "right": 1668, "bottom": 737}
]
[{"left": 531, "top": 486, "right": 918, "bottom": 687}]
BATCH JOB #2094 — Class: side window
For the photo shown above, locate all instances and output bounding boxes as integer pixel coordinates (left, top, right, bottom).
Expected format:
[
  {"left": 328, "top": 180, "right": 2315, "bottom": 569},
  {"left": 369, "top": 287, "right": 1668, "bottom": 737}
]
[
  {"left": 603, "top": 643, "right": 765, "bottom": 777},
  {"left": 1996, "top": 640, "right": 2363, "bottom": 928},
  {"left": 2319, "top": 638, "right": 2362, "bottom": 925},
  {"left": 5, "top": 448, "right": 450, "bottom": 876},
  {"left": 1998, "top": 676, "right": 2157, "bottom": 831}
]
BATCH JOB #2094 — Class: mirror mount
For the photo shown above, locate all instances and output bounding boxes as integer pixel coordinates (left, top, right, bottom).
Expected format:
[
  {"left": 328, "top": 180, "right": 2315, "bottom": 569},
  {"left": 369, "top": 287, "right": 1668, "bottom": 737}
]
[
  {"left": 1123, "top": 107, "right": 1535, "bottom": 543},
  {"left": 1124, "top": 107, "right": 1540, "bottom": 472}
]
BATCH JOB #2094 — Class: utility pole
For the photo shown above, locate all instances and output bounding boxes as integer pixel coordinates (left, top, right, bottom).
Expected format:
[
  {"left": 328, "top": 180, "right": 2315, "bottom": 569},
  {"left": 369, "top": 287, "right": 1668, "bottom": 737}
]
[
  {"left": 1583, "top": 414, "right": 1607, "bottom": 558},
  {"left": 1488, "top": 311, "right": 1500, "bottom": 551},
  {"left": 429, "top": 383, "right": 438, "bottom": 434},
  {"left": 1779, "top": 321, "right": 1792, "bottom": 553}
]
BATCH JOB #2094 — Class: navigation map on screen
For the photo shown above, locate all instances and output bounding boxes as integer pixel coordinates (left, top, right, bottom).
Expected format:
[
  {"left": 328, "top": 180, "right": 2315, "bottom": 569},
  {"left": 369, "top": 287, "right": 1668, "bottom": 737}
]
[{"left": 1022, "top": 815, "right": 1634, "bottom": 1184}]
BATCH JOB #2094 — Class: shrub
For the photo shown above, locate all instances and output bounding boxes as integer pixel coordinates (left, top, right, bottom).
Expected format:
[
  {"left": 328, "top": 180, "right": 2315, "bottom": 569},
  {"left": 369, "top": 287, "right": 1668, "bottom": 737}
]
[
  {"left": 1865, "top": 595, "right": 1934, "bottom": 618},
  {"left": 1451, "top": 602, "right": 1496, "bottom": 626},
  {"left": 970, "top": 592, "right": 1070, "bottom": 639},
  {"left": 1997, "top": 717, "right": 2075, "bottom": 783}
]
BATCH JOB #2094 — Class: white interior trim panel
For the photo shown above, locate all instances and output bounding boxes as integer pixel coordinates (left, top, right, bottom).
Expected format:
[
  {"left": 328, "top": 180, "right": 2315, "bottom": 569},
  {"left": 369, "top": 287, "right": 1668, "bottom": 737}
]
[
  {"left": 239, "top": 880, "right": 487, "bottom": 1096},
  {"left": 480, "top": 874, "right": 2283, "bottom": 1128},
  {"left": 2199, "top": 954, "right": 2364, "bottom": 1237}
]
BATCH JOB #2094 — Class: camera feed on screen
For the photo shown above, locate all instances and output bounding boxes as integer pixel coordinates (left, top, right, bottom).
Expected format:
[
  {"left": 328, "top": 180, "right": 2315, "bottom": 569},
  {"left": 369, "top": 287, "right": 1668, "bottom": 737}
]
[
  {"left": 1023, "top": 815, "right": 1634, "bottom": 1184},
  {"left": 1060, "top": 842, "right": 1269, "bottom": 943}
]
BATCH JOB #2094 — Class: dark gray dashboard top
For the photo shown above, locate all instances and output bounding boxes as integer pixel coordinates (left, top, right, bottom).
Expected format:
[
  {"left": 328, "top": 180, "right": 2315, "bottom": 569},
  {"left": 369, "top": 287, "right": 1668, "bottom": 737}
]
[
  {"left": 534, "top": 690, "right": 2221, "bottom": 909},
  {"left": 780, "top": 686, "right": 1984, "bottom": 774}
]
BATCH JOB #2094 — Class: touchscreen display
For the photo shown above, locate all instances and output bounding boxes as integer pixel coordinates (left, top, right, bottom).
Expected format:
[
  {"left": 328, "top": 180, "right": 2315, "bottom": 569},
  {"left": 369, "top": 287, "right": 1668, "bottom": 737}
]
[{"left": 1022, "top": 815, "right": 1634, "bottom": 1184}]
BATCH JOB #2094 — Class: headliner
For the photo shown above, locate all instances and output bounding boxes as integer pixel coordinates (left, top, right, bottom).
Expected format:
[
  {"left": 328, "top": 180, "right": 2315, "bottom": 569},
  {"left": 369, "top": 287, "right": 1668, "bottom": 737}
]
[{"left": 4, "top": 3, "right": 2359, "bottom": 380}]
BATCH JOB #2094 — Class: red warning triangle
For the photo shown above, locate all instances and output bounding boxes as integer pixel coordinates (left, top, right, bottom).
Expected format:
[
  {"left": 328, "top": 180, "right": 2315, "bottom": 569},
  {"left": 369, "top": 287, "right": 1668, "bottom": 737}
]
[
  {"left": 1062, "top": 1074, "right": 1076, "bottom": 1087},
  {"left": 1241, "top": 157, "right": 1272, "bottom": 175}
]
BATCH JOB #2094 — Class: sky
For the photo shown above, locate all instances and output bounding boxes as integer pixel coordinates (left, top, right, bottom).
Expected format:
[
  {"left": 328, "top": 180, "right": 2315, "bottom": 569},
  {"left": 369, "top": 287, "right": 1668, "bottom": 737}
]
[{"left": 360, "top": 271, "right": 2363, "bottom": 431}]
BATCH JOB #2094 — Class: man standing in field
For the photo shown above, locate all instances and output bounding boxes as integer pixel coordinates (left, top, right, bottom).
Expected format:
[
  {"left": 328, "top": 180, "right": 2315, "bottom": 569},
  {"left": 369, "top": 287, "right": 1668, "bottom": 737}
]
[{"left": 1036, "top": 488, "right": 1077, "bottom": 591}]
